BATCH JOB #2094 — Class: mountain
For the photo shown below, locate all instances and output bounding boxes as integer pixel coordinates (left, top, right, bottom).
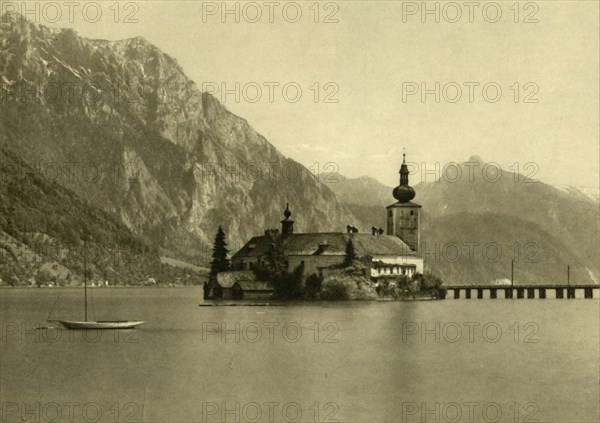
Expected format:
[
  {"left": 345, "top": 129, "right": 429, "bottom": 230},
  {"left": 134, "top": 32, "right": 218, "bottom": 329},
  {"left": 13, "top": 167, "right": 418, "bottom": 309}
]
[
  {"left": 0, "top": 14, "right": 359, "bottom": 264},
  {"left": 317, "top": 173, "right": 391, "bottom": 230},
  {"left": 323, "top": 158, "right": 600, "bottom": 285},
  {"left": 0, "top": 147, "right": 202, "bottom": 286},
  {"left": 2, "top": 15, "right": 597, "bottom": 286}
]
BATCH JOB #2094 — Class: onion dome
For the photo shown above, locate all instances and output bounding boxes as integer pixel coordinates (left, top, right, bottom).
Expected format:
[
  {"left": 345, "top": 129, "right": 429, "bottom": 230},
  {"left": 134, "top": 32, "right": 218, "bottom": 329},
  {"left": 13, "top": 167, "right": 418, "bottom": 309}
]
[
  {"left": 283, "top": 203, "right": 292, "bottom": 220},
  {"left": 392, "top": 153, "right": 416, "bottom": 203}
]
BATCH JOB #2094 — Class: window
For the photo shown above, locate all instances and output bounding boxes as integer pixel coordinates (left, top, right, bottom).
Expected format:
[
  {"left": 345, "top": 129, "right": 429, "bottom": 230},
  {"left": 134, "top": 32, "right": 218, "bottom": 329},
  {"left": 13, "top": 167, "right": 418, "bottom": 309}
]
[
  {"left": 388, "top": 210, "right": 393, "bottom": 217},
  {"left": 410, "top": 211, "right": 414, "bottom": 216}
]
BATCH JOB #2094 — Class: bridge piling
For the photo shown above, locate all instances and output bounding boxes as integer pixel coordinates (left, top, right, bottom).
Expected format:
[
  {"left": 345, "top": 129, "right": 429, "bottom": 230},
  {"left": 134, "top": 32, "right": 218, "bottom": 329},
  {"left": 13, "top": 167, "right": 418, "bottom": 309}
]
[{"left": 445, "top": 285, "right": 596, "bottom": 299}]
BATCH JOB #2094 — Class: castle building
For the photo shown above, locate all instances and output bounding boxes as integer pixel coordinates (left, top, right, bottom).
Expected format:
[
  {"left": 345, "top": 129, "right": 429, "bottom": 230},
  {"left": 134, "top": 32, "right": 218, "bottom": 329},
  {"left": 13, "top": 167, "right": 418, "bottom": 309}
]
[{"left": 229, "top": 155, "right": 424, "bottom": 283}]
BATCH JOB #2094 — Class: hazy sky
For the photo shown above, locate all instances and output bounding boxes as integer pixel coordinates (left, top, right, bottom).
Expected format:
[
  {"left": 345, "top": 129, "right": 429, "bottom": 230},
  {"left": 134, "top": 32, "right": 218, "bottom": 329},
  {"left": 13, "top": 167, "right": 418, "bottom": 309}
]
[{"left": 6, "top": 1, "right": 599, "bottom": 187}]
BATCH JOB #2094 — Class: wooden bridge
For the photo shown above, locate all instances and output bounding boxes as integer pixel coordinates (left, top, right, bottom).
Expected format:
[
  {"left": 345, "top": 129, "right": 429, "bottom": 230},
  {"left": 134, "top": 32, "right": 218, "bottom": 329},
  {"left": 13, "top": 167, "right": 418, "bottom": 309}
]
[{"left": 444, "top": 284, "right": 599, "bottom": 299}]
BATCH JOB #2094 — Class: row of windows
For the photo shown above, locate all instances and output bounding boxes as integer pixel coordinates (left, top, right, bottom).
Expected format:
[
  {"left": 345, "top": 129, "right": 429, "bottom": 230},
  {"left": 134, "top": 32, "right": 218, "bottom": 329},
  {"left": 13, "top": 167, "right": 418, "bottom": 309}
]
[{"left": 372, "top": 266, "right": 414, "bottom": 276}]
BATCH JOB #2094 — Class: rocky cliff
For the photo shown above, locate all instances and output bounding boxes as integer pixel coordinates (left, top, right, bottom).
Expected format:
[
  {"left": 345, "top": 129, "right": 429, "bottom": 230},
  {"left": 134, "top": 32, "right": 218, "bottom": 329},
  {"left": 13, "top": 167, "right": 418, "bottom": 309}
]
[{"left": 0, "top": 13, "right": 358, "bottom": 263}]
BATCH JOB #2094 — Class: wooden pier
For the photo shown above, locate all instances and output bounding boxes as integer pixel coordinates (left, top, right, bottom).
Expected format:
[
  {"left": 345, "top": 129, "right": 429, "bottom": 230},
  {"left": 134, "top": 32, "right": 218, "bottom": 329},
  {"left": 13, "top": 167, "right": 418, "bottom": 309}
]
[{"left": 445, "top": 284, "right": 599, "bottom": 299}]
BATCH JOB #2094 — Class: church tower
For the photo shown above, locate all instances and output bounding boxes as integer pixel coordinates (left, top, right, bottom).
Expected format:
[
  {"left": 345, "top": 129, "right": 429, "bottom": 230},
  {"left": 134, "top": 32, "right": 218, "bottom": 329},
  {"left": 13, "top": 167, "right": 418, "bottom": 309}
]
[
  {"left": 386, "top": 153, "right": 422, "bottom": 252},
  {"left": 281, "top": 203, "right": 295, "bottom": 236}
]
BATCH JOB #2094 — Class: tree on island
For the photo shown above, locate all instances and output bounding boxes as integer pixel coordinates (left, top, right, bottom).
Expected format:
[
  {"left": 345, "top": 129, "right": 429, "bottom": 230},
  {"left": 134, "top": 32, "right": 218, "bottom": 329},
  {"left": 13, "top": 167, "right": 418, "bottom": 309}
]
[
  {"left": 342, "top": 238, "right": 356, "bottom": 267},
  {"left": 254, "top": 234, "right": 288, "bottom": 281},
  {"left": 208, "top": 226, "right": 230, "bottom": 282}
]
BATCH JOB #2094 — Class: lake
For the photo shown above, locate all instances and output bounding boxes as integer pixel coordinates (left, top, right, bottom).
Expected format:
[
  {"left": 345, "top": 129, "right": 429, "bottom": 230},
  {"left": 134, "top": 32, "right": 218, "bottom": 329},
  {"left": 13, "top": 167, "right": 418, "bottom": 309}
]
[{"left": 1, "top": 288, "right": 598, "bottom": 423}]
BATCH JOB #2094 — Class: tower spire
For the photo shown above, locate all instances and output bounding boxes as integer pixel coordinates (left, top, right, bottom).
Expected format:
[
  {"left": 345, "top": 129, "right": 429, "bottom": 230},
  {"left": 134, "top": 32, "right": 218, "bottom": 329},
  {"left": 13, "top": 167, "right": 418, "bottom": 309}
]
[
  {"left": 393, "top": 150, "right": 416, "bottom": 203},
  {"left": 281, "top": 203, "right": 294, "bottom": 235}
]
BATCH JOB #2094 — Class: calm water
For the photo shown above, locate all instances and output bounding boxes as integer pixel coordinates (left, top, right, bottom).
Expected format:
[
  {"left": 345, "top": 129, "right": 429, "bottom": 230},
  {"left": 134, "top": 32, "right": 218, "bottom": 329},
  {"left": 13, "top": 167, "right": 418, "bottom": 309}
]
[{"left": 1, "top": 288, "right": 598, "bottom": 423}]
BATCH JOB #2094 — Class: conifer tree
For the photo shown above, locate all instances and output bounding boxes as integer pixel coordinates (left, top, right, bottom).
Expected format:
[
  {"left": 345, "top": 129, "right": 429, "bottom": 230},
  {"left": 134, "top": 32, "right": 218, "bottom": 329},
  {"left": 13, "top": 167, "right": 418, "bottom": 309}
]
[
  {"left": 209, "top": 226, "right": 229, "bottom": 281},
  {"left": 343, "top": 238, "right": 356, "bottom": 267}
]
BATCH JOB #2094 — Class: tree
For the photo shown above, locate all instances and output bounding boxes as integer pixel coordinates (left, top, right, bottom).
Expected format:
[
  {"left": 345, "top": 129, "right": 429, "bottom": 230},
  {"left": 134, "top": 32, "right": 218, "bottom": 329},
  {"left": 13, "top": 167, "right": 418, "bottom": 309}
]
[
  {"left": 343, "top": 239, "right": 356, "bottom": 267},
  {"left": 304, "top": 274, "right": 323, "bottom": 299},
  {"left": 255, "top": 235, "right": 288, "bottom": 281},
  {"left": 273, "top": 262, "right": 304, "bottom": 300},
  {"left": 209, "top": 226, "right": 230, "bottom": 282}
]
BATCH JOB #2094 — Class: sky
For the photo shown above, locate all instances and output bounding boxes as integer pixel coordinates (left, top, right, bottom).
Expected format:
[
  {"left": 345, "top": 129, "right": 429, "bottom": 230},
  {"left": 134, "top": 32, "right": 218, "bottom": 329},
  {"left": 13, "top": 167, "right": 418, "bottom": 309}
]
[{"left": 3, "top": 0, "right": 599, "bottom": 188}]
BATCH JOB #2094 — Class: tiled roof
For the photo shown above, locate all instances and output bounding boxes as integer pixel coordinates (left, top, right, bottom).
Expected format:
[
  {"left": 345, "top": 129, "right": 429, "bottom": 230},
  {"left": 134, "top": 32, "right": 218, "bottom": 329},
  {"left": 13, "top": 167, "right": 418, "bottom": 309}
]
[
  {"left": 349, "top": 234, "right": 415, "bottom": 256},
  {"left": 284, "top": 233, "right": 347, "bottom": 255},
  {"left": 232, "top": 232, "right": 416, "bottom": 259},
  {"left": 231, "top": 236, "right": 274, "bottom": 259}
]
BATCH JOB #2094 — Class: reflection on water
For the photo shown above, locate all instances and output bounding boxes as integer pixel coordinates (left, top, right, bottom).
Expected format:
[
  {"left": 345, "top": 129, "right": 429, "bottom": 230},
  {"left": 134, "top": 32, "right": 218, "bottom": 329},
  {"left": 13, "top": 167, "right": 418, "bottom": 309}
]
[{"left": 1, "top": 288, "right": 598, "bottom": 422}]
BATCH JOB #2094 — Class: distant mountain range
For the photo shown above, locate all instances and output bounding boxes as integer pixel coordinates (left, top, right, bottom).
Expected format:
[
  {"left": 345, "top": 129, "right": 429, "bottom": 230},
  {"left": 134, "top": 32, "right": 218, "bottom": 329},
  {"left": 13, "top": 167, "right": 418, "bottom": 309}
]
[
  {"left": 320, "top": 158, "right": 599, "bottom": 285},
  {"left": 1, "top": 14, "right": 597, "bottom": 286}
]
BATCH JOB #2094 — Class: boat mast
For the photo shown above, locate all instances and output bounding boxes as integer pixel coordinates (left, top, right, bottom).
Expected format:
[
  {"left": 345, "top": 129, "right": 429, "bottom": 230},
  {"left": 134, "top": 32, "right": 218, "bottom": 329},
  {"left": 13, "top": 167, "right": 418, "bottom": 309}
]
[{"left": 84, "top": 237, "right": 88, "bottom": 322}]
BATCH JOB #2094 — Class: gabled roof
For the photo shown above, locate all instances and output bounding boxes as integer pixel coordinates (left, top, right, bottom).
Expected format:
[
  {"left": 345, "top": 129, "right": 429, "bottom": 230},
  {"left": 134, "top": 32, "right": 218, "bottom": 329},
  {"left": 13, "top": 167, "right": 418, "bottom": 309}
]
[
  {"left": 284, "top": 233, "right": 347, "bottom": 255},
  {"left": 232, "top": 232, "right": 416, "bottom": 260},
  {"left": 231, "top": 236, "right": 273, "bottom": 259}
]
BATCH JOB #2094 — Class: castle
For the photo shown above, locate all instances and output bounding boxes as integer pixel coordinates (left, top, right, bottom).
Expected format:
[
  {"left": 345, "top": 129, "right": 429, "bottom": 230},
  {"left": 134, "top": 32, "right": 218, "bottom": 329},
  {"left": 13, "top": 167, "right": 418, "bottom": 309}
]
[{"left": 206, "top": 155, "right": 424, "bottom": 299}]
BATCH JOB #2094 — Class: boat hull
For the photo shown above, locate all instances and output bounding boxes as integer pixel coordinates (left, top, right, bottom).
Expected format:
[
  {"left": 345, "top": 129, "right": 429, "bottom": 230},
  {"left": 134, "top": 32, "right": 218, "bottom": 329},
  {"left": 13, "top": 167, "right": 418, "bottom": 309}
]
[{"left": 53, "top": 320, "right": 144, "bottom": 330}]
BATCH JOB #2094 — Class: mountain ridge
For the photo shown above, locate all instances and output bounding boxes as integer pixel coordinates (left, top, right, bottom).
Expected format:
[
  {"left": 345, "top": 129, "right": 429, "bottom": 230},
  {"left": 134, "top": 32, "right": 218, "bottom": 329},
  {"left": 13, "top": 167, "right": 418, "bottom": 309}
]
[{"left": 0, "top": 14, "right": 360, "bottom": 264}]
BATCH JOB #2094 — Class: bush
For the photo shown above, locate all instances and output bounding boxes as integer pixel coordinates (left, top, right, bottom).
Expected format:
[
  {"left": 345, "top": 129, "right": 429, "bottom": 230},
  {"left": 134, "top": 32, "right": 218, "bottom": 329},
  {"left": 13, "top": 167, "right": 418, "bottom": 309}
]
[{"left": 320, "top": 269, "right": 377, "bottom": 301}]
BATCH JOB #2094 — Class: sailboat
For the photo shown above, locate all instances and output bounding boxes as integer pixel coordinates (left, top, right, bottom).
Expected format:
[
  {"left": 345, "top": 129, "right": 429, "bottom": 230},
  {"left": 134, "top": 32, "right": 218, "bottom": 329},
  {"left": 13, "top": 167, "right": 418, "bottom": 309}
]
[{"left": 50, "top": 240, "right": 144, "bottom": 330}]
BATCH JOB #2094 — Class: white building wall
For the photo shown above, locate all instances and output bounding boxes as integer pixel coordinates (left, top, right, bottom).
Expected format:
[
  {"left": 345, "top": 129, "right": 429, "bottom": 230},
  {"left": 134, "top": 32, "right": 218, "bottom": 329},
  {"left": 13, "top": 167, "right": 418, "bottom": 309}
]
[{"left": 371, "top": 255, "right": 424, "bottom": 273}]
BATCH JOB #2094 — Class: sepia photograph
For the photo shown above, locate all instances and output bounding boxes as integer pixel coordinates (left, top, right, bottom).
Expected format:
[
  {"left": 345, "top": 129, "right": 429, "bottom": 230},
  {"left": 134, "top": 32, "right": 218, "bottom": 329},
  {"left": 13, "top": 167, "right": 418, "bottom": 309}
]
[{"left": 0, "top": 1, "right": 598, "bottom": 422}]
